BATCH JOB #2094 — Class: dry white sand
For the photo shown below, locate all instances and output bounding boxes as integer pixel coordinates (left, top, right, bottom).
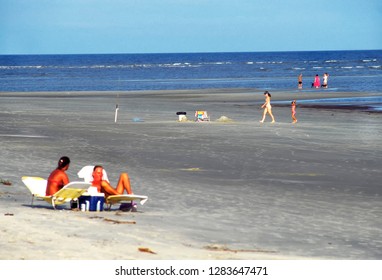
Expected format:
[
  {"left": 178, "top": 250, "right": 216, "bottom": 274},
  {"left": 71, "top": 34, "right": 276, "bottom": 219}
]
[{"left": 0, "top": 89, "right": 381, "bottom": 260}]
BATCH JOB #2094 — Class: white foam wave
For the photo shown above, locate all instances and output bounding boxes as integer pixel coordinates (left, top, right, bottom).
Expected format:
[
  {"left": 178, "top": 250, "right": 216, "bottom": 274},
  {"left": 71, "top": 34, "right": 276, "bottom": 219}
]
[
  {"left": 362, "top": 59, "right": 377, "bottom": 62},
  {"left": 0, "top": 65, "right": 45, "bottom": 69}
]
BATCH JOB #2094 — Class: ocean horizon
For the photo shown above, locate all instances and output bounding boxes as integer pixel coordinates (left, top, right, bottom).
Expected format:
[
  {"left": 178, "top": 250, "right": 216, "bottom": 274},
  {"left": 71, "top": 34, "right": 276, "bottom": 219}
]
[{"left": 1, "top": 50, "right": 381, "bottom": 93}]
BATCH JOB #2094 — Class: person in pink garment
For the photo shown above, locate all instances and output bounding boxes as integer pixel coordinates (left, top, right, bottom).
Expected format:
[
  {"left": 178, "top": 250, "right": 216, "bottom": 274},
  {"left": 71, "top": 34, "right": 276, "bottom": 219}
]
[{"left": 312, "top": 74, "right": 320, "bottom": 88}]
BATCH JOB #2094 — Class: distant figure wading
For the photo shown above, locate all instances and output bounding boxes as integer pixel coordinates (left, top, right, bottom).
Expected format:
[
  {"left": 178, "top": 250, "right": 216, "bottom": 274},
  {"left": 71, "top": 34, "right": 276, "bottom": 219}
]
[
  {"left": 322, "top": 73, "right": 329, "bottom": 88},
  {"left": 260, "top": 91, "right": 275, "bottom": 123},
  {"left": 312, "top": 74, "right": 320, "bottom": 88},
  {"left": 298, "top": 73, "right": 303, "bottom": 89}
]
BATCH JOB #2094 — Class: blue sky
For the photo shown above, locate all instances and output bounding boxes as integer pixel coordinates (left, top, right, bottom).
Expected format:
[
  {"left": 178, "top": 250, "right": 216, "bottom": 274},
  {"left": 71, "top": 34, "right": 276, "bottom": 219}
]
[{"left": 1, "top": 0, "right": 381, "bottom": 54}]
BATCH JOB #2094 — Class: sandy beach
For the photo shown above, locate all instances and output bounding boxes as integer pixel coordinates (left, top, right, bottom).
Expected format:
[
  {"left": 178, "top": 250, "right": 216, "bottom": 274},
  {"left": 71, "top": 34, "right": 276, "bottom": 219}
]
[{"left": 0, "top": 89, "right": 381, "bottom": 260}]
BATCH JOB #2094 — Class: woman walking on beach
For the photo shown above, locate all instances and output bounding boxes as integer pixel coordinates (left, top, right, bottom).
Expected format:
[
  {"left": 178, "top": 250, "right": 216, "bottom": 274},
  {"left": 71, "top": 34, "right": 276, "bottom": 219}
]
[
  {"left": 291, "top": 100, "right": 297, "bottom": 123},
  {"left": 260, "top": 91, "right": 275, "bottom": 123},
  {"left": 46, "top": 156, "right": 70, "bottom": 196}
]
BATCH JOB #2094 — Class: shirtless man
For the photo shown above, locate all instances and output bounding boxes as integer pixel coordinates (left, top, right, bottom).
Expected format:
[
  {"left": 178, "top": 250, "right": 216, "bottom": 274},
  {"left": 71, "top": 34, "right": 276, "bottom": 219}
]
[
  {"left": 322, "top": 73, "right": 329, "bottom": 88},
  {"left": 46, "top": 156, "right": 70, "bottom": 196},
  {"left": 298, "top": 73, "right": 303, "bottom": 89}
]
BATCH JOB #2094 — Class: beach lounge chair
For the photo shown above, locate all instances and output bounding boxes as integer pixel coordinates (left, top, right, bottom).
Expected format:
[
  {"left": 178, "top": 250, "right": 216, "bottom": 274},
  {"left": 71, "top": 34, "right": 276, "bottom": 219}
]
[
  {"left": 77, "top": 165, "right": 148, "bottom": 210},
  {"left": 21, "top": 176, "right": 91, "bottom": 209},
  {"left": 195, "top": 111, "right": 210, "bottom": 122},
  {"left": 104, "top": 194, "right": 148, "bottom": 210}
]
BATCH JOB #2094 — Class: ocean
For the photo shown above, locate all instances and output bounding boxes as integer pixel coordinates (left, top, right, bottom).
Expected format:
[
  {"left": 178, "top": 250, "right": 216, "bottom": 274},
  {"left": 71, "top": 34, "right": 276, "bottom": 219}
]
[{"left": 1, "top": 50, "right": 381, "bottom": 93}]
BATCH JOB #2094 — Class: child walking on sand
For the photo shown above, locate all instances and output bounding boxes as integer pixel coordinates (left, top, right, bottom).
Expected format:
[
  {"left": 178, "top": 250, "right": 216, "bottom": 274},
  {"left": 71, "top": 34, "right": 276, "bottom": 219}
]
[{"left": 291, "top": 100, "right": 297, "bottom": 123}]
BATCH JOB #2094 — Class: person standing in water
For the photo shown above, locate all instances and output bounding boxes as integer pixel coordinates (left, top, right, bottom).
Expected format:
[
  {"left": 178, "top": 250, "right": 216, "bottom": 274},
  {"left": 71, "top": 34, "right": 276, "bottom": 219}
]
[
  {"left": 260, "top": 91, "right": 275, "bottom": 123},
  {"left": 298, "top": 73, "right": 303, "bottom": 89},
  {"left": 322, "top": 73, "right": 329, "bottom": 88},
  {"left": 312, "top": 74, "right": 320, "bottom": 88}
]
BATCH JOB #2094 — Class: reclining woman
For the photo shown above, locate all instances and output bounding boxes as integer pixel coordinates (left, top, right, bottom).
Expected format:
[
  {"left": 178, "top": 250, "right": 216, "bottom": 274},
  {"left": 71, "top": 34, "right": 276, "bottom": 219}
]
[
  {"left": 91, "top": 165, "right": 133, "bottom": 197},
  {"left": 46, "top": 156, "right": 70, "bottom": 196}
]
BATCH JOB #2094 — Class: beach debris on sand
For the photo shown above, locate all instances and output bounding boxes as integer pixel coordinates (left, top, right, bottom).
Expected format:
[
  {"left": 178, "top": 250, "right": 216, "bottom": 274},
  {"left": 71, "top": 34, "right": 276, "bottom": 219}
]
[
  {"left": 204, "top": 244, "right": 277, "bottom": 254},
  {"left": 103, "top": 218, "right": 136, "bottom": 224},
  {"left": 138, "top": 247, "right": 157, "bottom": 254},
  {"left": 0, "top": 178, "right": 12, "bottom": 186},
  {"left": 89, "top": 216, "right": 136, "bottom": 224}
]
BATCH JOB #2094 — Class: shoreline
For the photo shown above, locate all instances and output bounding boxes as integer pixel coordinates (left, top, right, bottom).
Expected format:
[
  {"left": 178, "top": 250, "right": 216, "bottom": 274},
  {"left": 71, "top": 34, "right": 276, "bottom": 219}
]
[
  {"left": 1, "top": 87, "right": 382, "bottom": 95},
  {"left": 1, "top": 88, "right": 382, "bottom": 112},
  {"left": 1, "top": 88, "right": 381, "bottom": 260},
  {"left": 1, "top": 88, "right": 381, "bottom": 100}
]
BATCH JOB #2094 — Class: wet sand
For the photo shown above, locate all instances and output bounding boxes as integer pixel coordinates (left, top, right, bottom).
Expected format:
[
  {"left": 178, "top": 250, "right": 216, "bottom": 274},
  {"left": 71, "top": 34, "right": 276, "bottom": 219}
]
[{"left": 0, "top": 89, "right": 381, "bottom": 259}]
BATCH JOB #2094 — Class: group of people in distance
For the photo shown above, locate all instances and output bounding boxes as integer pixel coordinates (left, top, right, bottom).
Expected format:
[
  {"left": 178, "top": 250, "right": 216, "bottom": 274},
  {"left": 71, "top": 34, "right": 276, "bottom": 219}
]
[
  {"left": 46, "top": 156, "right": 135, "bottom": 210},
  {"left": 298, "top": 73, "right": 329, "bottom": 89},
  {"left": 260, "top": 91, "right": 297, "bottom": 124}
]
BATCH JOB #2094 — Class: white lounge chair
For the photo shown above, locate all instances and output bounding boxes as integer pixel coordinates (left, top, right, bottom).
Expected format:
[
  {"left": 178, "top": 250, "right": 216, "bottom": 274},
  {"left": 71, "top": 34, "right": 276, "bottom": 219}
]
[{"left": 21, "top": 176, "right": 91, "bottom": 209}]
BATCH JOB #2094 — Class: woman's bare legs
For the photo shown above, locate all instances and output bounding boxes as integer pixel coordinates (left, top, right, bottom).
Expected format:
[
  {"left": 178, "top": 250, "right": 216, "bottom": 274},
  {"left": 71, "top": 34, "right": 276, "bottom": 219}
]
[
  {"left": 268, "top": 109, "right": 275, "bottom": 123},
  {"left": 116, "top": 173, "right": 133, "bottom": 194},
  {"left": 115, "top": 172, "right": 137, "bottom": 211},
  {"left": 260, "top": 108, "right": 267, "bottom": 122},
  {"left": 260, "top": 108, "right": 275, "bottom": 123}
]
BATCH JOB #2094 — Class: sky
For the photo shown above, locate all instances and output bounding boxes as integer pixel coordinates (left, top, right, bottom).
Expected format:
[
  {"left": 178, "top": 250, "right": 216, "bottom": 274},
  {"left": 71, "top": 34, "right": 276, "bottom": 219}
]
[{"left": 1, "top": 0, "right": 381, "bottom": 54}]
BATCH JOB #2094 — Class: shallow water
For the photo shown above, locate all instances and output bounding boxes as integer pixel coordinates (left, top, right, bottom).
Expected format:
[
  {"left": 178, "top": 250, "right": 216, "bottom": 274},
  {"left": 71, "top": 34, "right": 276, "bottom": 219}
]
[{"left": 1, "top": 50, "right": 381, "bottom": 92}]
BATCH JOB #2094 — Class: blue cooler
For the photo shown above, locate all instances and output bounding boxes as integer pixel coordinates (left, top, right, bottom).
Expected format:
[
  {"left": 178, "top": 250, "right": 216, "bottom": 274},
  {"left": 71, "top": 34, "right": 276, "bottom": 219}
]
[{"left": 79, "top": 194, "right": 105, "bottom": 211}]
